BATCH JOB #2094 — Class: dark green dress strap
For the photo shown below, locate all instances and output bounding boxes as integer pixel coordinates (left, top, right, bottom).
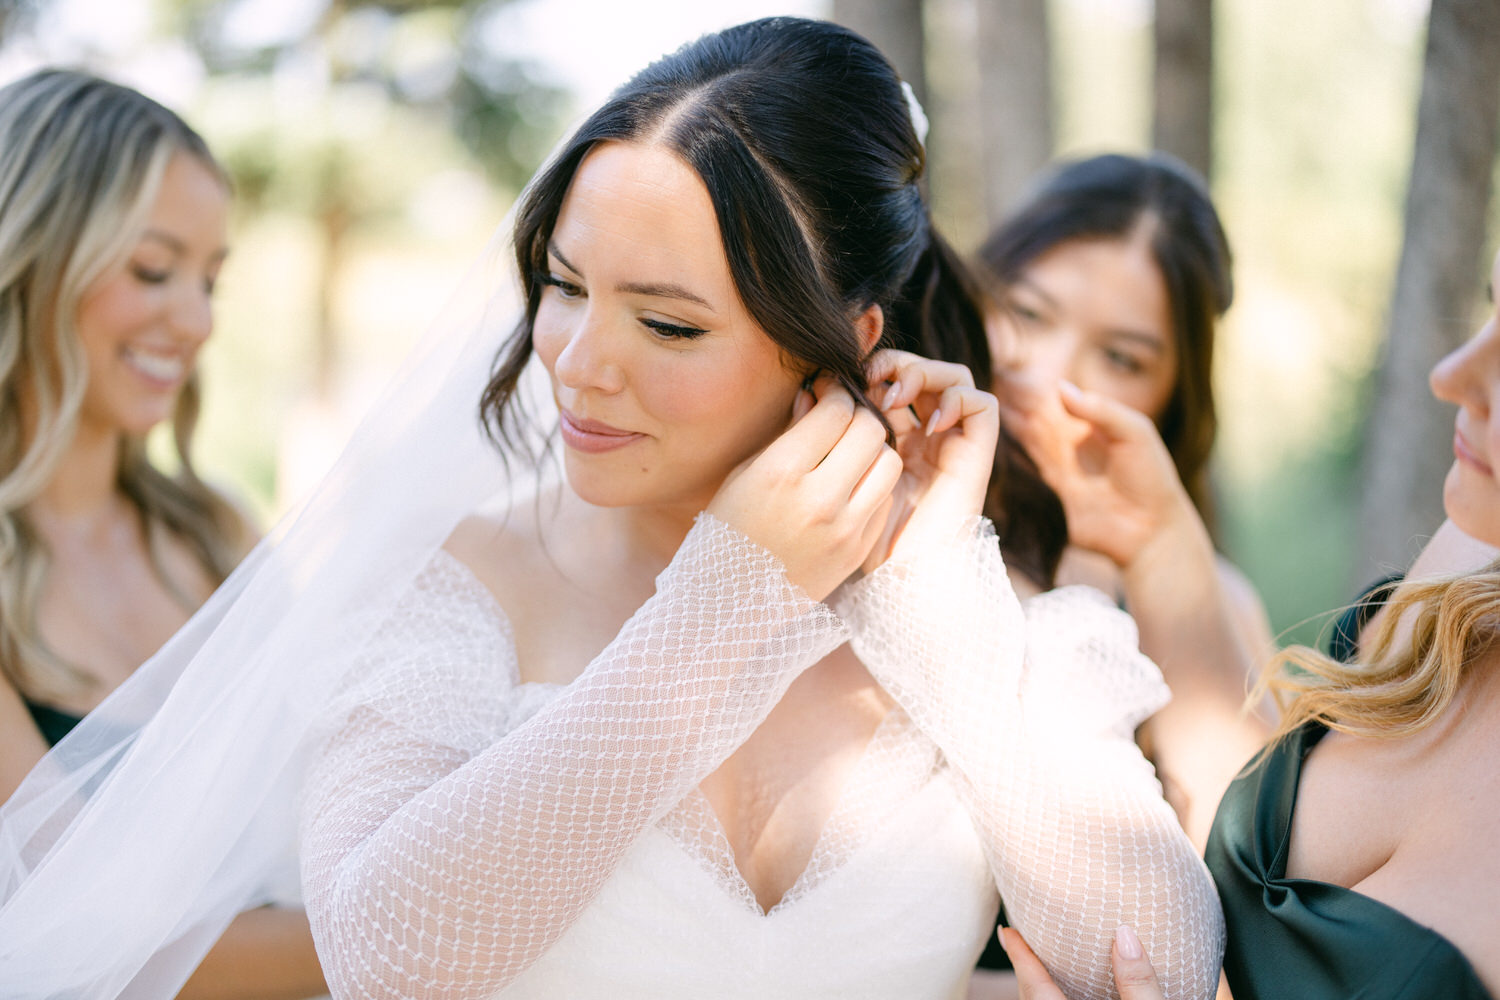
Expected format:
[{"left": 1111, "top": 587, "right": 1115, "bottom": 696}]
[
  {"left": 1327, "top": 573, "right": 1404, "bottom": 663},
  {"left": 1206, "top": 723, "right": 1492, "bottom": 999}
]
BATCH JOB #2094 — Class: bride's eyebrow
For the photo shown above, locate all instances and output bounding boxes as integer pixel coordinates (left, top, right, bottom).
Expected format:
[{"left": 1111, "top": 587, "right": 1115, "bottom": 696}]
[
  {"left": 549, "top": 239, "right": 715, "bottom": 311},
  {"left": 547, "top": 241, "right": 581, "bottom": 276},
  {"left": 617, "top": 278, "right": 713, "bottom": 310}
]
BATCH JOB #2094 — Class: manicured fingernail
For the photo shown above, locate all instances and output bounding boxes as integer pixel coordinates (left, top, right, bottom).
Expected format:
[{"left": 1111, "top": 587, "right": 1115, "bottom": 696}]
[
  {"left": 995, "top": 928, "right": 1011, "bottom": 954},
  {"left": 926, "top": 408, "right": 942, "bottom": 435},
  {"left": 1059, "top": 379, "right": 1082, "bottom": 401},
  {"left": 883, "top": 380, "right": 902, "bottom": 409},
  {"left": 1115, "top": 925, "right": 1143, "bottom": 960}
]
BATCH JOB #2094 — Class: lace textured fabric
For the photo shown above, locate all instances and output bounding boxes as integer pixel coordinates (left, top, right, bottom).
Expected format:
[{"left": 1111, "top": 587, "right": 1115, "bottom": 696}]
[
  {"left": 302, "top": 514, "right": 1223, "bottom": 1000},
  {"left": 837, "top": 518, "right": 1225, "bottom": 1000},
  {"left": 302, "top": 515, "right": 849, "bottom": 998}
]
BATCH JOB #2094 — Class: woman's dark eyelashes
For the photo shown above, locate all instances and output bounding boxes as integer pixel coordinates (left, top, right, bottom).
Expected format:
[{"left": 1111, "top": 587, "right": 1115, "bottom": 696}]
[
  {"left": 535, "top": 269, "right": 705, "bottom": 337},
  {"left": 1008, "top": 301, "right": 1043, "bottom": 324},
  {"left": 131, "top": 265, "right": 170, "bottom": 285},
  {"left": 641, "top": 317, "right": 708, "bottom": 339},
  {"left": 535, "top": 270, "right": 582, "bottom": 297},
  {"left": 1104, "top": 347, "right": 1146, "bottom": 374}
]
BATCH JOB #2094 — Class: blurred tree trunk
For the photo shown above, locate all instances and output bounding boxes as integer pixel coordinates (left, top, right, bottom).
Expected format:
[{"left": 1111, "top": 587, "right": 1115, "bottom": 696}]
[
  {"left": 1358, "top": 0, "right": 1500, "bottom": 581},
  {"left": 1152, "top": 0, "right": 1213, "bottom": 180},
  {"left": 975, "top": 0, "right": 1053, "bottom": 221},
  {"left": 831, "top": 0, "right": 928, "bottom": 104}
]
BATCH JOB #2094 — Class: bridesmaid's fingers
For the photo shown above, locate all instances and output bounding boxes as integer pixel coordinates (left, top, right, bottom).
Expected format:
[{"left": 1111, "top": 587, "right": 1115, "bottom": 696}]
[
  {"left": 1111, "top": 926, "right": 1167, "bottom": 1000},
  {"left": 998, "top": 928, "right": 1066, "bottom": 1000},
  {"left": 1057, "top": 380, "right": 1157, "bottom": 443}
]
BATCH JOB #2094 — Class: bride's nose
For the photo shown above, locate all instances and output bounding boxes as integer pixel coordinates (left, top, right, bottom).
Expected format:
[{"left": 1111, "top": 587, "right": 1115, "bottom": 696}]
[{"left": 552, "top": 310, "right": 627, "bottom": 395}]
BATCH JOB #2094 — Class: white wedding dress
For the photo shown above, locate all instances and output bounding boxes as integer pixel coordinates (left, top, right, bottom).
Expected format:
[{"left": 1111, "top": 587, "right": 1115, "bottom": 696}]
[{"left": 300, "top": 514, "right": 1224, "bottom": 1000}]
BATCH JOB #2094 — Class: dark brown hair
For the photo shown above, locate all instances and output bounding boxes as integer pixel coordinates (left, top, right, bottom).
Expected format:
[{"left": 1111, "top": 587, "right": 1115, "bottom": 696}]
[
  {"left": 480, "top": 17, "right": 1065, "bottom": 584},
  {"left": 978, "top": 152, "right": 1232, "bottom": 534}
]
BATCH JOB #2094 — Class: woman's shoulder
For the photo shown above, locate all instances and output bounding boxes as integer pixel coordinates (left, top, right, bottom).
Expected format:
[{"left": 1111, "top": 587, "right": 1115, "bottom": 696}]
[
  {"left": 443, "top": 502, "right": 551, "bottom": 622},
  {"left": 1213, "top": 554, "right": 1275, "bottom": 655},
  {"left": 180, "top": 476, "right": 262, "bottom": 559},
  {"left": 1210, "top": 720, "right": 1498, "bottom": 1000}
]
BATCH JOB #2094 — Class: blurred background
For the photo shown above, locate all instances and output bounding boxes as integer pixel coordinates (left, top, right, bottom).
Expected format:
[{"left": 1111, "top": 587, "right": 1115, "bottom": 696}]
[{"left": 1, "top": 0, "right": 1495, "bottom": 646}]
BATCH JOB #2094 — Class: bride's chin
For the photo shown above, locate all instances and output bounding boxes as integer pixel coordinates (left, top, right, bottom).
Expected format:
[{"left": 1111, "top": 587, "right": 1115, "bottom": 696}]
[
  {"left": 562, "top": 473, "right": 634, "bottom": 510},
  {"left": 560, "top": 460, "right": 664, "bottom": 511},
  {"left": 562, "top": 462, "right": 725, "bottom": 519}
]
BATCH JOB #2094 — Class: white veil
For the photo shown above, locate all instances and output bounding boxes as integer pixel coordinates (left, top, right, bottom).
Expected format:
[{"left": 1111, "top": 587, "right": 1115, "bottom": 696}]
[
  {"left": 0, "top": 22, "right": 1229, "bottom": 1000},
  {"left": 0, "top": 209, "right": 542, "bottom": 996}
]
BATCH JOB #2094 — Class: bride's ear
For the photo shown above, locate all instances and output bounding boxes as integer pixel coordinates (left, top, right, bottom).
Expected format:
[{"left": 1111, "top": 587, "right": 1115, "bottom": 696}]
[{"left": 854, "top": 304, "right": 884, "bottom": 358}]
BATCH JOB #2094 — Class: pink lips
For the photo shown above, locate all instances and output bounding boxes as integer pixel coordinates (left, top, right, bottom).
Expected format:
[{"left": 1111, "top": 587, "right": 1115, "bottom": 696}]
[
  {"left": 1454, "top": 430, "right": 1494, "bottom": 475},
  {"left": 559, "top": 410, "right": 646, "bottom": 453}
]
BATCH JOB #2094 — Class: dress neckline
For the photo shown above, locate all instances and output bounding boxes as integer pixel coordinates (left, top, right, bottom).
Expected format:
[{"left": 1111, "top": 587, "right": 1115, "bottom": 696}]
[
  {"left": 1269, "top": 723, "right": 1489, "bottom": 992},
  {"left": 426, "top": 546, "right": 950, "bottom": 920}
]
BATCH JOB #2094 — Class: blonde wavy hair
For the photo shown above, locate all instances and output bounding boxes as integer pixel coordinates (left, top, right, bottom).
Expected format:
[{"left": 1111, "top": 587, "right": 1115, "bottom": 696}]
[
  {"left": 0, "top": 69, "right": 248, "bottom": 705},
  {"left": 1259, "top": 563, "right": 1500, "bottom": 742}
]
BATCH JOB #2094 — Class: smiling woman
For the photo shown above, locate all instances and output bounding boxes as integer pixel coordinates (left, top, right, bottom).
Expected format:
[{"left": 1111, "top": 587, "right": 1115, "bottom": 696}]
[
  {"left": 531, "top": 142, "right": 805, "bottom": 511},
  {"left": 0, "top": 23, "right": 1220, "bottom": 1000},
  {"left": 73, "top": 154, "right": 226, "bottom": 440},
  {"left": 0, "top": 69, "right": 325, "bottom": 999}
]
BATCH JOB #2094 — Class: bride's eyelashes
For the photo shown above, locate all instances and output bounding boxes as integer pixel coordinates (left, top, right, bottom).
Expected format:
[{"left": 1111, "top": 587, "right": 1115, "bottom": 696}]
[
  {"left": 640, "top": 317, "right": 708, "bottom": 340},
  {"left": 535, "top": 270, "right": 583, "bottom": 299},
  {"left": 536, "top": 269, "right": 708, "bottom": 340}
]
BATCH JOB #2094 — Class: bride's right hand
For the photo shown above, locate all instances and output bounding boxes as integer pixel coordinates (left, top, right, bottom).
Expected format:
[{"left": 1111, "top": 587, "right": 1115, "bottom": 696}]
[{"left": 707, "top": 380, "right": 901, "bottom": 602}]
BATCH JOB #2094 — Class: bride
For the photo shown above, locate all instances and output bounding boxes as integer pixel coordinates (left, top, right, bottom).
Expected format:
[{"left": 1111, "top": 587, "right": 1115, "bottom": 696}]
[{"left": 0, "top": 17, "right": 1221, "bottom": 1000}]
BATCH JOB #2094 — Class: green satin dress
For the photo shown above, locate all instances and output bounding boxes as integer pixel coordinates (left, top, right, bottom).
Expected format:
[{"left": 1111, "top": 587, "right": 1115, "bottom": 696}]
[{"left": 1205, "top": 723, "right": 1492, "bottom": 999}]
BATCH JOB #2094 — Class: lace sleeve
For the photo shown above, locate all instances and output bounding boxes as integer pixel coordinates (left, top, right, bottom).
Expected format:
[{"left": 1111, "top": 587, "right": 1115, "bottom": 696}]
[
  {"left": 300, "top": 514, "right": 848, "bottom": 1000},
  {"left": 835, "top": 518, "right": 1225, "bottom": 1000}
]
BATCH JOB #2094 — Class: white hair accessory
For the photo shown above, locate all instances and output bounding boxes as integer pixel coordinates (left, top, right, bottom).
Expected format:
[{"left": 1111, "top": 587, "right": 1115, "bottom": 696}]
[{"left": 901, "top": 80, "right": 929, "bottom": 146}]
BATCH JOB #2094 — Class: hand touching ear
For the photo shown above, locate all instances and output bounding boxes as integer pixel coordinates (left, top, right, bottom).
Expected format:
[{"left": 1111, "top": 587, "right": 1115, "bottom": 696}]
[
  {"left": 861, "top": 349, "right": 999, "bottom": 572},
  {"left": 707, "top": 378, "right": 900, "bottom": 601}
]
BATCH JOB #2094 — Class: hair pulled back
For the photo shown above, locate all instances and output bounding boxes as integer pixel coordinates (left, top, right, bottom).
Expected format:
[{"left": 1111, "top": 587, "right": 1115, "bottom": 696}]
[
  {"left": 979, "top": 152, "right": 1232, "bottom": 532},
  {"left": 482, "top": 16, "right": 1065, "bottom": 582}
]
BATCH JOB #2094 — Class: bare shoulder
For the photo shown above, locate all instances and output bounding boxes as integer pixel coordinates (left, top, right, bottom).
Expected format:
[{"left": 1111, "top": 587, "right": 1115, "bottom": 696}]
[
  {"left": 222, "top": 495, "right": 263, "bottom": 560},
  {"left": 1287, "top": 689, "right": 1500, "bottom": 988},
  {"left": 196, "top": 478, "right": 263, "bottom": 560},
  {"left": 1285, "top": 727, "right": 1409, "bottom": 888},
  {"left": 1214, "top": 556, "right": 1275, "bottom": 656},
  {"left": 443, "top": 503, "right": 547, "bottom": 616}
]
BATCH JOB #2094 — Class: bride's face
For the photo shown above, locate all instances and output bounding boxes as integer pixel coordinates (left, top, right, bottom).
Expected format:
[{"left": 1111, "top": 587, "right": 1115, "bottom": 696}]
[{"left": 534, "top": 140, "right": 804, "bottom": 512}]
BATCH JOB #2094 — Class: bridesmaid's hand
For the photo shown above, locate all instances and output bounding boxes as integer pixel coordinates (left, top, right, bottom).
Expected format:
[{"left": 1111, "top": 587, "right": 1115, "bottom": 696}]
[
  {"left": 997, "top": 374, "right": 1200, "bottom": 571},
  {"left": 1002, "top": 925, "right": 1166, "bottom": 1000},
  {"left": 863, "top": 349, "right": 999, "bottom": 571},
  {"left": 708, "top": 379, "right": 900, "bottom": 602}
]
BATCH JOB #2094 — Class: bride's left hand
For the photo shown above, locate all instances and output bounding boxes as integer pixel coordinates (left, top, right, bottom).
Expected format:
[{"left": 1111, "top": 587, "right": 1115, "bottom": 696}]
[{"left": 863, "top": 349, "right": 999, "bottom": 572}]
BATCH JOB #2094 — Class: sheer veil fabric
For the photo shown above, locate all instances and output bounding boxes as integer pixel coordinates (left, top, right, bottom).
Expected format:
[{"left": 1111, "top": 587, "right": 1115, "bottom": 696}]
[
  {"left": 0, "top": 61, "right": 1224, "bottom": 1000},
  {"left": 0, "top": 217, "right": 534, "bottom": 997}
]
